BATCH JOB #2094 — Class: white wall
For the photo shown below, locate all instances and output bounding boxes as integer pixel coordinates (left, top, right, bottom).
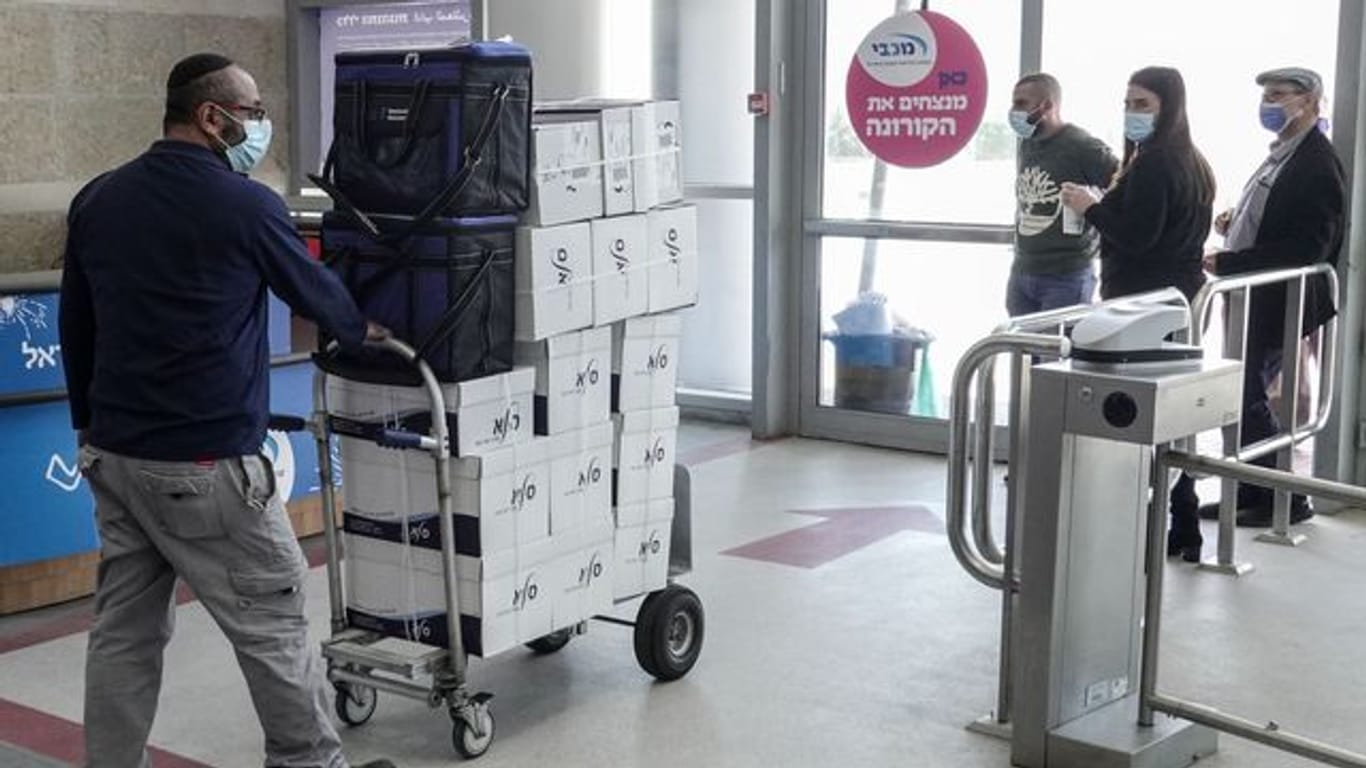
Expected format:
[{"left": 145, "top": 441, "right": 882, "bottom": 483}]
[{"left": 487, "top": 0, "right": 606, "bottom": 100}]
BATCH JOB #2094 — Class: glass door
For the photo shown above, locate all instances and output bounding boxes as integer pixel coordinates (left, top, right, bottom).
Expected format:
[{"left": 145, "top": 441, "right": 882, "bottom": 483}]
[{"left": 798, "top": 0, "right": 1023, "bottom": 452}]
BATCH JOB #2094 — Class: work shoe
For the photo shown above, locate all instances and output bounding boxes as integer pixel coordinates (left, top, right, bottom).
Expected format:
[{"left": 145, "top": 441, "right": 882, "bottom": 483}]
[
  {"left": 1165, "top": 526, "right": 1203, "bottom": 563},
  {"left": 1167, "top": 477, "right": 1202, "bottom": 563}
]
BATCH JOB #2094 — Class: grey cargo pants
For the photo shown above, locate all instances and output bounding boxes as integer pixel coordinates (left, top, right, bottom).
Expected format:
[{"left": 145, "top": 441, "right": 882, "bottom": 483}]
[{"left": 79, "top": 445, "right": 345, "bottom": 768}]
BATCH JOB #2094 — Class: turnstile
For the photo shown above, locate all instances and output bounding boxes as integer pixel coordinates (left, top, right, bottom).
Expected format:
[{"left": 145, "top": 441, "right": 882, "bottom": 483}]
[{"left": 1009, "top": 307, "right": 1241, "bottom": 767}]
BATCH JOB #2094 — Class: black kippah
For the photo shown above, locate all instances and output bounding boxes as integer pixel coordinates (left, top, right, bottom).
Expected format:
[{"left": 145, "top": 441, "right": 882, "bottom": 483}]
[{"left": 167, "top": 53, "right": 234, "bottom": 90}]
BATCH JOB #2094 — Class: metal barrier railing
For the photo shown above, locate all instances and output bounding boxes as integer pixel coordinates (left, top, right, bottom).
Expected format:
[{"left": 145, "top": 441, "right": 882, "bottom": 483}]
[
  {"left": 1188, "top": 263, "right": 1340, "bottom": 573},
  {"left": 1144, "top": 448, "right": 1366, "bottom": 767}
]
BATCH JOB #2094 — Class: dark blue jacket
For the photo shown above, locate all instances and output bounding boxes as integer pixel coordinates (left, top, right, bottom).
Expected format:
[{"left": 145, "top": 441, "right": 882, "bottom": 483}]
[{"left": 59, "top": 140, "right": 365, "bottom": 461}]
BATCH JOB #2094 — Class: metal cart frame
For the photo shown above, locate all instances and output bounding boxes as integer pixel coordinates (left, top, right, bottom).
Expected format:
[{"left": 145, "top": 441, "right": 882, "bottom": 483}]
[{"left": 290, "top": 338, "right": 702, "bottom": 758}]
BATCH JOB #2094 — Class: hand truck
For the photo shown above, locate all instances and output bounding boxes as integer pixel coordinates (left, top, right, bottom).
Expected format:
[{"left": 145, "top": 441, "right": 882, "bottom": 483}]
[{"left": 272, "top": 337, "right": 704, "bottom": 759}]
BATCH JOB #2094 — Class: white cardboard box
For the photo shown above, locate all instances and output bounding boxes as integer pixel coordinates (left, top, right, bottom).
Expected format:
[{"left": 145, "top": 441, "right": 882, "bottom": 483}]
[
  {"left": 632, "top": 101, "right": 684, "bottom": 211},
  {"left": 326, "top": 369, "right": 535, "bottom": 457},
  {"left": 537, "top": 102, "right": 636, "bottom": 216},
  {"left": 549, "top": 521, "right": 615, "bottom": 628},
  {"left": 342, "top": 532, "right": 556, "bottom": 658},
  {"left": 646, "top": 204, "right": 699, "bottom": 313},
  {"left": 514, "top": 326, "right": 611, "bottom": 435},
  {"left": 613, "top": 499, "right": 674, "bottom": 601},
  {"left": 514, "top": 223, "right": 594, "bottom": 341},
  {"left": 452, "top": 438, "right": 551, "bottom": 555},
  {"left": 613, "top": 406, "right": 679, "bottom": 505},
  {"left": 546, "top": 422, "right": 614, "bottom": 535},
  {"left": 612, "top": 313, "right": 682, "bottom": 413},
  {"left": 339, "top": 435, "right": 439, "bottom": 524},
  {"left": 590, "top": 215, "right": 649, "bottom": 325},
  {"left": 458, "top": 541, "right": 557, "bottom": 656},
  {"left": 526, "top": 120, "right": 604, "bottom": 227},
  {"left": 342, "top": 436, "right": 550, "bottom": 557},
  {"left": 344, "top": 532, "right": 446, "bottom": 635}
]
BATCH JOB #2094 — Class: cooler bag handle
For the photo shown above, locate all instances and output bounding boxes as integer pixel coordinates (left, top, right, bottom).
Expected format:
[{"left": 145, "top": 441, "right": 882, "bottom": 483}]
[
  {"left": 412, "top": 249, "right": 499, "bottom": 363},
  {"left": 354, "top": 78, "right": 433, "bottom": 170},
  {"left": 309, "top": 162, "right": 384, "bottom": 241},
  {"left": 308, "top": 83, "right": 511, "bottom": 246},
  {"left": 397, "top": 83, "right": 511, "bottom": 236}
]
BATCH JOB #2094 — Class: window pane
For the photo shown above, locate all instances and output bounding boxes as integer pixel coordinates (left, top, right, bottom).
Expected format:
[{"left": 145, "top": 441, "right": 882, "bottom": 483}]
[
  {"left": 678, "top": 0, "right": 756, "bottom": 186},
  {"left": 1043, "top": 0, "right": 1338, "bottom": 223},
  {"left": 679, "top": 199, "right": 753, "bottom": 395},
  {"left": 819, "top": 238, "right": 1012, "bottom": 417},
  {"left": 823, "top": 2, "right": 1020, "bottom": 224}
]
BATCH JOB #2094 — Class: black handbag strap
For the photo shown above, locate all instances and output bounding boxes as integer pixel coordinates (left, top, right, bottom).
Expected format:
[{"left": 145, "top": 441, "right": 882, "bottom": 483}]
[
  {"left": 413, "top": 249, "right": 499, "bottom": 362},
  {"left": 309, "top": 82, "right": 512, "bottom": 246}
]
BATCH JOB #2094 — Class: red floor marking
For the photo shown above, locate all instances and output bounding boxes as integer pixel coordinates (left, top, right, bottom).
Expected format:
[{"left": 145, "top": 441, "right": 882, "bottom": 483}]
[
  {"left": 722, "top": 504, "right": 942, "bottom": 568},
  {"left": 0, "top": 697, "right": 211, "bottom": 767},
  {"left": 677, "top": 436, "right": 781, "bottom": 468}
]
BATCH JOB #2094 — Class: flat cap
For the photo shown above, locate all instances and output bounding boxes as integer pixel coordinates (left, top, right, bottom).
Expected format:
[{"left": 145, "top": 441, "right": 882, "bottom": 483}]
[{"left": 1256, "top": 66, "right": 1322, "bottom": 94}]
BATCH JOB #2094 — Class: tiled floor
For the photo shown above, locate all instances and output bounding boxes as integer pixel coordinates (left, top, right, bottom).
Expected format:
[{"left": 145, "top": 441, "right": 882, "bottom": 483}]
[{"left": 1, "top": 422, "right": 1363, "bottom": 767}]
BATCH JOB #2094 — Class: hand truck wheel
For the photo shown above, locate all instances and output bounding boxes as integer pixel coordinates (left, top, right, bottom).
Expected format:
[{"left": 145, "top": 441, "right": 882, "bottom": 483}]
[
  {"left": 633, "top": 584, "right": 705, "bottom": 681},
  {"left": 333, "top": 681, "right": 377, "bottom": 727},
  {"left": 451, "top": 695, "right": 495, "bottom": 759}
]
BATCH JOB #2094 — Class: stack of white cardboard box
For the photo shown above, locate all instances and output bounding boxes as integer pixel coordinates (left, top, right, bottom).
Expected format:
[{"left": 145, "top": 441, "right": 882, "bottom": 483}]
[{"left": 334, "top": 99, "right": 695, "bottom": 658}]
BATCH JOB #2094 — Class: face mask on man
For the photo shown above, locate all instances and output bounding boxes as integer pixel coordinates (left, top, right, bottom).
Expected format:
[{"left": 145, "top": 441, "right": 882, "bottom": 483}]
[
  {"left": 211, "top": 105, "right": 273, "bottom": 174},
  {"left": 1124, "top": 111, "right": 1156, "bottom": 143},
  {"left": 1259, "top": 97, "right": 1304, "bottom": 134},
  {"left": 1008, "top": 107, "right": 1041, "bottom": 139}
]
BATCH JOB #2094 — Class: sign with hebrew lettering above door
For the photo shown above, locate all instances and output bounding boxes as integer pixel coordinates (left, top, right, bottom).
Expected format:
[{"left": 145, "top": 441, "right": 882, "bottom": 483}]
[{"left": 845, "top": 10, "right": 987, "bottom": 168}]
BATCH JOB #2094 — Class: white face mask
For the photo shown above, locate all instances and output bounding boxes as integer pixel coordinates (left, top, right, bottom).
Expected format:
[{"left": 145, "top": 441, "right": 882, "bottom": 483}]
[
  {"left": 212, "top": 106, "right": 272, "bottom": 174},
  {"left": 1008, "top": 109, "right": 1039, "bottom": 139},
  {"left": 1124, "top": 111, "right": 1156, "bottom": 143}
]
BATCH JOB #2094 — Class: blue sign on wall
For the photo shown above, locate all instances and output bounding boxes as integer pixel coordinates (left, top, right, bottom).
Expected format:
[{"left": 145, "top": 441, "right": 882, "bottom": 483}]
[
  {"left": 266, "top": 362, "right": 343, "bottom": 504},
  {"left": 0, "top": 291, "right": 65, "bottom": 397},
  {"left": 0, "top": 360, "right": 336, "bottom": 568},
  {"left": 0, "top": 399, "right": 98, "bottom": 567}
]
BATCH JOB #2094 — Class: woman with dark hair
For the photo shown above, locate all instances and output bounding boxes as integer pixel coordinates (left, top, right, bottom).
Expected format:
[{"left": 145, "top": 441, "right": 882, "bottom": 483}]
[
  {"left": 1060, "top": 66, "right": 1216, "bottom": 563},
  {"left": 1061, "top": 66, "right": 1216, "bottom": 301}
]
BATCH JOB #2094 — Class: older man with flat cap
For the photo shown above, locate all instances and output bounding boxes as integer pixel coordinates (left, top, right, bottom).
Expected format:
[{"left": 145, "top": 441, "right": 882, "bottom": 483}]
[{"left": 1168, "top": 66, "right": 1346, "bottom": 548}]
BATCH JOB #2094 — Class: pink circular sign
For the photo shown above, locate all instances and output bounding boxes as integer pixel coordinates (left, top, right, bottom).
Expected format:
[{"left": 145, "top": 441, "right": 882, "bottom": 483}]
[{"left": 845, "top": 10, "right": 988, "bottom": 168}]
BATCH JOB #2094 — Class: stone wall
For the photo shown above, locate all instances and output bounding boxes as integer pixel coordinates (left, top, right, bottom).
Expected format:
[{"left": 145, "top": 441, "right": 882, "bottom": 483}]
[{"left": 0, "top": 0, "right": 287, "bottom": 274}]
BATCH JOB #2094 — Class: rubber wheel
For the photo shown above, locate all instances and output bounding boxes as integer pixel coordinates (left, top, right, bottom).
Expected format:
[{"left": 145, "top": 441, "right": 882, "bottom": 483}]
[
  {"left": 524, "top": 628, "right": 573, "bottom": 655},
  {"left": 633, "top": 585, "right": 704, "bottom": 681},
  {"left": 333, "top": 682, "right": 377, "bottom": 726},
  {"left": 452, "top": 705, "right": 495, "bottom": 759}
]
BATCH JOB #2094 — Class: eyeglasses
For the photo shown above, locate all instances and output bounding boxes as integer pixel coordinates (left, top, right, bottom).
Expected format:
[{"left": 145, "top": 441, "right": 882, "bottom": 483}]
[{"left": 219, "top": 103, "right": 268, "bottom": 121}]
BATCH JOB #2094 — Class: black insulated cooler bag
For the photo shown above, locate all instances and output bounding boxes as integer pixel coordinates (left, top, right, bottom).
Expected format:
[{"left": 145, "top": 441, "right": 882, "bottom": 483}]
[
  {"left": 312, "top": 41, "right": 533, "bottom": 224},
  {"left": 317, "top": 211, "right": 517, "bottom": 386}
]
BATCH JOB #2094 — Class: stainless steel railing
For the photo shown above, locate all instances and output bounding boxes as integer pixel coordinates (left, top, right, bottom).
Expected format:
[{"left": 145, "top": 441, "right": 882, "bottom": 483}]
[
  {"left": 1188, "top": 263, "right": 1340, "bottom": 572},
  {"left": 1142, "top": 447, "right": 1366, "bottom": 767}
]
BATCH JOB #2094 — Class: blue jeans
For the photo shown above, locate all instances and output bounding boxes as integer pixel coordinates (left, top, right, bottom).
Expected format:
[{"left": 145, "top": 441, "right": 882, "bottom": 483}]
[{"left": 1005, "top": 268, "right": 1097, "bottom": 317}]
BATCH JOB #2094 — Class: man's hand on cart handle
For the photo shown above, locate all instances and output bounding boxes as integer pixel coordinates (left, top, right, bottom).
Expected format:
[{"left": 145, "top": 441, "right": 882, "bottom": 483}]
[{"left": 365, "top": 321, "right": 392, "bottom": 343}]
